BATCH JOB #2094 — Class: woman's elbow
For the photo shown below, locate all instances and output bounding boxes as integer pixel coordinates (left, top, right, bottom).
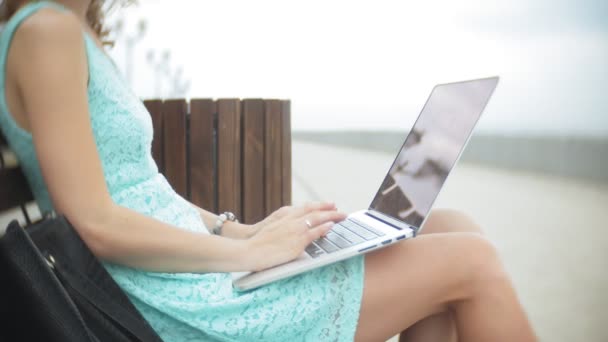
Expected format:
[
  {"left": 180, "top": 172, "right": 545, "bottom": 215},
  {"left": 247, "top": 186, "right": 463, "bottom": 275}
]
[{"left": 63, "top": 202, "right": 116, "bottom": 260}]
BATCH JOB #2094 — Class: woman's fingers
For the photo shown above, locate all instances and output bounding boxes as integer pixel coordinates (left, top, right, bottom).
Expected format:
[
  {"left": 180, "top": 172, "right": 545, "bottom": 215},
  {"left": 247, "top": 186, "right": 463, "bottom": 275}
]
[
  {"left": 306, "top": 221, "right": 335, "bottom": 242},
  {"left": 317, "top": 202, "right": 337, "bottom": 211},
  {"left": 302, "top": 210, "right": 347, "bottom": 228},
  {"left": 284, "top": 202, "right": 337, "bottom": 219},
  {"left": 257, "top": 208, "right": 344, "bottom": 238}
]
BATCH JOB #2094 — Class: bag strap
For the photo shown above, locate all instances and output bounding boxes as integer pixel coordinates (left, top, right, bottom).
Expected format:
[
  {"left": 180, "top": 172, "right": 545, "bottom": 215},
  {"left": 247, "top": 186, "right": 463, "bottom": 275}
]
[{"left": 50, "top": 258, "right": 163, "bottom": 342}]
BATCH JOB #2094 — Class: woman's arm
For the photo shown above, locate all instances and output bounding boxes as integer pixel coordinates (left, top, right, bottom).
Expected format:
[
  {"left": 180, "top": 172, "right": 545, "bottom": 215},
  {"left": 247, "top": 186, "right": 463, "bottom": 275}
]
[
  {"left": 13, "top": 11, "right": 254, "bottom": 272},
  {"left": 13, "top": 9, "right": 342, "bottom": 273}
]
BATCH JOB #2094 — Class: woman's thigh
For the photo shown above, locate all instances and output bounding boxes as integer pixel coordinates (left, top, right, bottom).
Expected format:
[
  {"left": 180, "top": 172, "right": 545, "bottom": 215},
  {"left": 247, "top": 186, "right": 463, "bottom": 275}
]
[
  {"left": 354, "top": 232, "right": 496, "bottom": 342},
  {"left": 421, "top": 208, "right": 484, "bottom": 235}
]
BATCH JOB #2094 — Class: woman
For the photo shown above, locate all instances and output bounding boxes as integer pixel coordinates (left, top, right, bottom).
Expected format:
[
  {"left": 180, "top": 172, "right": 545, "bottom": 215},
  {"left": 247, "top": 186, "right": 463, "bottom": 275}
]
[{"left": 0, "top": 1, "right": 536, "bottom": 341}]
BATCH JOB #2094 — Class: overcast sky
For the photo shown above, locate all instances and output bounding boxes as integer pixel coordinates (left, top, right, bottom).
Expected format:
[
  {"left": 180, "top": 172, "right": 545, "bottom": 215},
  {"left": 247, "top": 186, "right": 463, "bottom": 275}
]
[{"left": 108, "top": 0, "right": 608, "bottom": 136}]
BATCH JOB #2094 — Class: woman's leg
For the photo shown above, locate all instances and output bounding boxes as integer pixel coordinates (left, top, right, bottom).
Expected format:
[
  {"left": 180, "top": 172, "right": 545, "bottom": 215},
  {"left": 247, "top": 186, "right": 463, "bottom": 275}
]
[
  {"left": 354, "top": 210, "right": 535, "bottom": 342},
  {"left": 398, "top": 312, "right": 457, "bottom": 342},
  {"left": 399, "top": 209, "right": 484, "bottom": 342}
]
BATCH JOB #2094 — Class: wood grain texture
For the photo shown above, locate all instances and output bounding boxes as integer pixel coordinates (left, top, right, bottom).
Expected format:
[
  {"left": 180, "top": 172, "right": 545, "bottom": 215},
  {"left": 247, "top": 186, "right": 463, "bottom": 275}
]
[
  {"left": 281, "top": 100, "right": 292, "bottom": 205},
  {"left": 241, "top": 99, "right": 265, "bottom": 224},
  {"left": 162, "top": 99, "right": 188, "bottom": 198},
  {"left": 143, "top": 100, "right": 164, "bottom": 173},
  {"left": 217, "top": 99, "right": 242, "bottom": 220},
  {"left": 189, "top": 99, "right": 216, "bottom": 213},
  {"left": 264, "top": 100, "right": 283, "bottom": 215}
]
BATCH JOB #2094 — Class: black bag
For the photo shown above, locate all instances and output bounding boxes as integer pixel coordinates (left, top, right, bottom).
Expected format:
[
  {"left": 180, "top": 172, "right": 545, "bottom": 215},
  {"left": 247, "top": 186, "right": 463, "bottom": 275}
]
[{"left": 0, "top": 216, "right": 164, "bottom": 342}]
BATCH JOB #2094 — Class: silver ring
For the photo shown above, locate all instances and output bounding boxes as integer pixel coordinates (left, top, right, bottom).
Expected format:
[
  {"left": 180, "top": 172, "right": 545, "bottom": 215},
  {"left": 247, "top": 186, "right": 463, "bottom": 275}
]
[{"left": 305, "top": 219, "right": 313, "bottom": 229}]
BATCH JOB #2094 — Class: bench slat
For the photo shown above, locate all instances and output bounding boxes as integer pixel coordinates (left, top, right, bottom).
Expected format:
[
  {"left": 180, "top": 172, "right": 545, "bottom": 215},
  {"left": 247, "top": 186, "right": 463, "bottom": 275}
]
[
  {"left": 0, "top": 131, "right": 7, "bottom": 147},
  {"left": 281, "top": 100, "right": 292, "bottom": 206},
  {"left": 0, "top": 168, "right": 33, "bottom": 212},
  {"left": 241, "top": 99, "right": 265, "bottom": 224},
  {"left": 162, "top": 99, "right": 188, "bottom": 199},
  {"left": 144, "top": 100, "right": 164, "bottom": 173},
  {"left": 189, "top": 99, "right": 216, "bottom": 213},
  {"left": 217, "top": 99, "right": 242, "bottom": 220},
  {"left": 264, "top": 100, "right": 283, "bottom": 216}
]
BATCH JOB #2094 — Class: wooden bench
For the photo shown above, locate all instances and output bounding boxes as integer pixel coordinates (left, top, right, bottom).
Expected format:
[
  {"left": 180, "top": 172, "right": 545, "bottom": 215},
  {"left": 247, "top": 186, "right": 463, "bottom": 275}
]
[
  {"left": 0, "top": 98, "right": 292, "bottom": 225},
  {"left": 0, "top": 129, "right": 35, "bottom": 224}
]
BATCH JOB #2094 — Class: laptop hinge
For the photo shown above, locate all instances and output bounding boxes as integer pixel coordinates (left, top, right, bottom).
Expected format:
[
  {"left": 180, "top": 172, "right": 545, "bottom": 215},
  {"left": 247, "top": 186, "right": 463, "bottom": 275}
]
[{"left": 365, "top": 210, "right": 416, "bottom": 232}]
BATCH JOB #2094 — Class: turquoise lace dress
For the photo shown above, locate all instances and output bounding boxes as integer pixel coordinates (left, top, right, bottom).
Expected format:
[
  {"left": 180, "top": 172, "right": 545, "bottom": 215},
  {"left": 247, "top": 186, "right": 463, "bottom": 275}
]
[{"left": 0, "top": 2, "right": 365, "bottom": 341}]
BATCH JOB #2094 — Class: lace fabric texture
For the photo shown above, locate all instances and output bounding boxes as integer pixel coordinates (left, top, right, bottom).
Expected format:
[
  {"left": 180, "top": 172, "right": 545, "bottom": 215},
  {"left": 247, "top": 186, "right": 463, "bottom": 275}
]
[{"left": 0, "top": 2, "right": 365, "bottom": 341}]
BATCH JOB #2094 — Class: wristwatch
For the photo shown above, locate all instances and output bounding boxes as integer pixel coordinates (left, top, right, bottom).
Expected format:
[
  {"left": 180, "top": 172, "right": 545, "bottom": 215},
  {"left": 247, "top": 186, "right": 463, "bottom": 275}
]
[{"left": 212, "top": 212, "right": 238, "bottom": 235}]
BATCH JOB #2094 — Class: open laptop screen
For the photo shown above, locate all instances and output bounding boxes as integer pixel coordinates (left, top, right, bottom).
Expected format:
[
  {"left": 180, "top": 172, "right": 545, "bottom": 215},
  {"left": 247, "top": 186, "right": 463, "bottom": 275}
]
[{"left": 369, "top": 77, "right": 499, "bottom": 228}]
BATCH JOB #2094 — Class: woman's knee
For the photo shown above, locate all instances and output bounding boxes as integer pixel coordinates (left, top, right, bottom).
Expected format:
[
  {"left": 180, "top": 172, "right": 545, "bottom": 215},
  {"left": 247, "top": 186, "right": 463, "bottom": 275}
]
[
  {"left": 454, "top": 234, "right": 508, "bottom": 298},
  {"left": 421, "top": 208, "right": 484, "bottom": 235},
  {"left": 388, "top": 232, "right": 505, "bottom": 302}
]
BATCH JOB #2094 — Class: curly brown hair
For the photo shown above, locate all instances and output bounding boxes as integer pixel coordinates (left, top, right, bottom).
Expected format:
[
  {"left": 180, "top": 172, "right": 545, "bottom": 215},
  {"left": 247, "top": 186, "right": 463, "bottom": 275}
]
[{"left": 0, "top": 0, "right": 135, "bottom": 45}]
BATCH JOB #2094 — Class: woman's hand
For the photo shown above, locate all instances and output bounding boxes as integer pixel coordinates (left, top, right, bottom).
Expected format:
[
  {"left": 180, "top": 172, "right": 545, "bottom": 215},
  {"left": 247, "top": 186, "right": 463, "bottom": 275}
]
[
  {"left": 222, "top": 202, "right": 339, "bottom": 240},
  {"left": 244, "top": 202, "right": 347, "bottom": 271},
  {"left": 250, "top": 201, "right": 338, "bottom": 234}
]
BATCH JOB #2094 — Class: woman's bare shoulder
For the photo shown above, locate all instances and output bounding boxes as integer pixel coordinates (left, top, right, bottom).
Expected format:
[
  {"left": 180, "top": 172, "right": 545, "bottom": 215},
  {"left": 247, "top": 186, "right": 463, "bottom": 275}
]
[{"left": 11, "top": 7, "right": 84, "bottom": 54}]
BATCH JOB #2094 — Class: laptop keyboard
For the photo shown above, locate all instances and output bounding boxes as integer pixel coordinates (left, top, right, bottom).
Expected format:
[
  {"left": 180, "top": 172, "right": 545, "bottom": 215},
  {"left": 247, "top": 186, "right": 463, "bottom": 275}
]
[{"left": 305, "top": 218, "right": 385, "bottom": 258}]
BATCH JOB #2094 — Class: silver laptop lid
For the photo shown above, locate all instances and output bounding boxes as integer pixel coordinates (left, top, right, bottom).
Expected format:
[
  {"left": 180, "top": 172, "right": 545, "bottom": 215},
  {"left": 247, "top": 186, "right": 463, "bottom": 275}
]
[{"left": 368, "top": 77, "right": 499, "bottom": 230}]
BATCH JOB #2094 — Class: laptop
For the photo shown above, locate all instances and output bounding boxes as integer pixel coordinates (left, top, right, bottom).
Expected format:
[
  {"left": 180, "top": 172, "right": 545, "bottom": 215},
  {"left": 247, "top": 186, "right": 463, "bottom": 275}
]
[{"left": 232, "top": 76, "right": 500, "bottom": 291}]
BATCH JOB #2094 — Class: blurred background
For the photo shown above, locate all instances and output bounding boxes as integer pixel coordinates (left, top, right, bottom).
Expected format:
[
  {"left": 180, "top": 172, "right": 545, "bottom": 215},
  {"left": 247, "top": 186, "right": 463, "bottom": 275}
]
[
  {"left": 107, "top": 0, "right": 608, "bottom": 181},
  {"left": 105, "top": 0, "right": 607, "bottom": 340},
  {"left": 2, "top": 0, "right": 605, "bottom": 341}
]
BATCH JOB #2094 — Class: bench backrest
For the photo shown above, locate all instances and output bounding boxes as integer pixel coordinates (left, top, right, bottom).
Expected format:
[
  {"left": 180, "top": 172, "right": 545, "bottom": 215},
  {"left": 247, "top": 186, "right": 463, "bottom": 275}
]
[
  {"left": 144, "top": 98, "right": 292, "bottom": 224},
  {"left": 0, "top": 131, "right": 34, "bottom": 221},
  {"left": 0, "top": 98, "right": 292, "bottom": 225}
]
